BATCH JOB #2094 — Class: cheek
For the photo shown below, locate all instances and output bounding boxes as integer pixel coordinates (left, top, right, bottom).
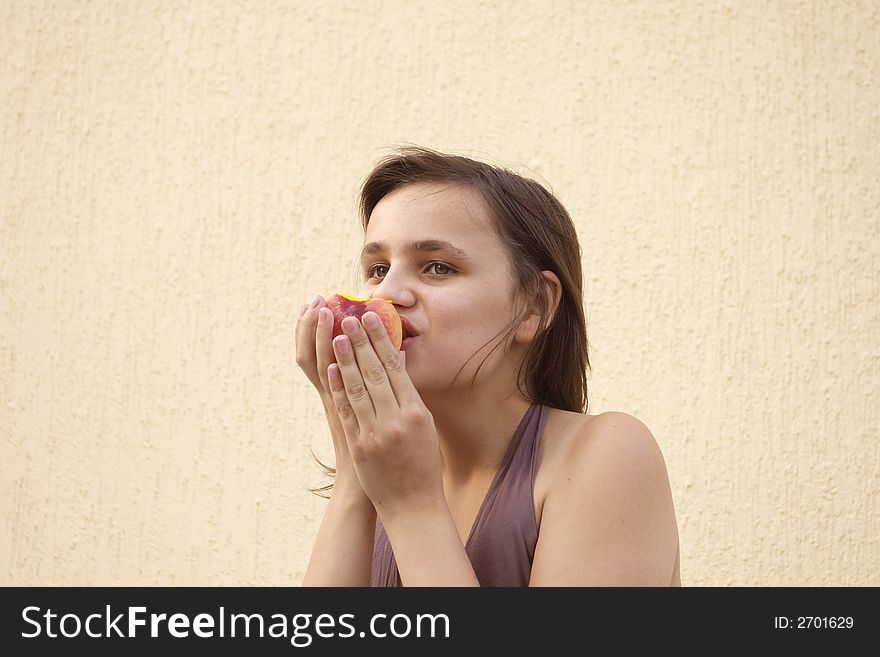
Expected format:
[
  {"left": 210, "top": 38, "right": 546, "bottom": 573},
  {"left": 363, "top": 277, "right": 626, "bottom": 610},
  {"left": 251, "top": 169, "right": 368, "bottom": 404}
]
[{"left": 431, "top": 290, "right": 514, "bottom": 346}]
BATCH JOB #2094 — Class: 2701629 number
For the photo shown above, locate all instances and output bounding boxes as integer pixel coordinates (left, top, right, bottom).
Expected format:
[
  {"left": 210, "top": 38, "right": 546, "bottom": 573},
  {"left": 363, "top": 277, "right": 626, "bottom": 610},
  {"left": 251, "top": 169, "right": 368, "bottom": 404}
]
[{"left": 797, "top": 617, "right": 853, "bottom": 629}]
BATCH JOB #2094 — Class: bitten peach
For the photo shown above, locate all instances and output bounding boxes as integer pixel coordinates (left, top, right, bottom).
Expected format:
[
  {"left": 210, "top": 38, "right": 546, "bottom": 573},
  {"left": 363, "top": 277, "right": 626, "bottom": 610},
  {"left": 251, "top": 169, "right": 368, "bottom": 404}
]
[{"left": 325, "top": 293, "right": 403, "bottom": 350}]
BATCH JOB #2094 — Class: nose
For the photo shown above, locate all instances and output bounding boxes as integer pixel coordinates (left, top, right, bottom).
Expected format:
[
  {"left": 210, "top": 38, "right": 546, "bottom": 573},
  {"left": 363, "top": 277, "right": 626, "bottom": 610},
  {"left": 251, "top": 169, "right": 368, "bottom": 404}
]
[{"left": 367, "top": 271, "right": 415, "bottom": 308}]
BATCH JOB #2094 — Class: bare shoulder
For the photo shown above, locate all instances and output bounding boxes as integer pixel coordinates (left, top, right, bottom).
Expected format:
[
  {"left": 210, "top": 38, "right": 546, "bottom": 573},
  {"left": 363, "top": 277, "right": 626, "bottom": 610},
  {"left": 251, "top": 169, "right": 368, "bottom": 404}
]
[
  {"left": 541, "top": 411, "right": 672, "bottom": 513},
  {"left": 573, "top": 411, "right": 666, "bottom": 466},
  {"left": 530, "top": 410, "right": 680, "bottom": 586},
  {"left": 538, "top": 410, "right": 663, "bottom": 485}
]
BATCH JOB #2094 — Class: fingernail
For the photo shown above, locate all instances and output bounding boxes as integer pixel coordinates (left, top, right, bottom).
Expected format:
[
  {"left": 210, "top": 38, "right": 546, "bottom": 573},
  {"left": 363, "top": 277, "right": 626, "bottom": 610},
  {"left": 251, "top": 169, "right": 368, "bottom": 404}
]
[
  {"left": 310, "top": 294, "right": 321, "bottom": 309},
  {"left": 363, "top": 312, "right": 379, "bottom": 328},
  {"left": 334, "top": 336, "right": 350, "bottom": 353},
  {"left": 342, "top": 316, "right": 359, "bottom": 333}
]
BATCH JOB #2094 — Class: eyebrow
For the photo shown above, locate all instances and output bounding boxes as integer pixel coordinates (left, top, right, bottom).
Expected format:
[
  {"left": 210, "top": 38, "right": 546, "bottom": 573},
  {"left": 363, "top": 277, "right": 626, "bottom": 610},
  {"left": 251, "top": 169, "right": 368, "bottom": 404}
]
[{"left": 359, "top": 239, "right": 470, "bottom": 263}]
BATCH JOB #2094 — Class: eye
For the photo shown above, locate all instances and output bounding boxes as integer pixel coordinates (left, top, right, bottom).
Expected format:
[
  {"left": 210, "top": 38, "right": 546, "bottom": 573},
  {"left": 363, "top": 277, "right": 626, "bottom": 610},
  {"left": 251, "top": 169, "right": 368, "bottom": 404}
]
[
  {"left": 366, "top": 264, "right": 389, "bottom": 279},
  {"left": 427, "top": 261, "right": 454, "bottom": 276}
]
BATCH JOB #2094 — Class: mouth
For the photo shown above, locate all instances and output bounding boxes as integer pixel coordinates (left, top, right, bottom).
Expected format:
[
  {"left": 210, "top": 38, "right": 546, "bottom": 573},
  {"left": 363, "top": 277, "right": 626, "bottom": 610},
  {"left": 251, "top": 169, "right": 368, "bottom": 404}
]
[{"left": 399, "top": 316, "right": 419, "bottom": 341}]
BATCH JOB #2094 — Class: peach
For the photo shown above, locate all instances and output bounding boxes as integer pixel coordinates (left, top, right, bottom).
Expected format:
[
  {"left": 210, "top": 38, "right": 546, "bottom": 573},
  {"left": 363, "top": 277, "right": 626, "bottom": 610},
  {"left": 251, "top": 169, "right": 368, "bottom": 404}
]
[{"left": 325, "top": 293, "right": 403, "bottom": 350}]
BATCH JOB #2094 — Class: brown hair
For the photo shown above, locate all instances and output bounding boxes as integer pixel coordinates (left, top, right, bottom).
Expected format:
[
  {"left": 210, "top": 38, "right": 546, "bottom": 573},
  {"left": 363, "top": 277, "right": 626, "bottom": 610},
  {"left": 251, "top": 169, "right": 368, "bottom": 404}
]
[{"left": 310, "top": 146, "right": 591, "bottom": 497}]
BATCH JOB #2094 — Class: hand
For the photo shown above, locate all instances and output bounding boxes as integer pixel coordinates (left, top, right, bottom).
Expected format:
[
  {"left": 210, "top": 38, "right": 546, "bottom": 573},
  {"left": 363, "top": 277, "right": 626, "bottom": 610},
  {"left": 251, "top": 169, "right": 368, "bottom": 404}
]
[
  {"left": 328, "top": 312, "right": 445, "bottom": 517},
  {"left": 295, "top": 294, "right": 360, "bottom": 485}
]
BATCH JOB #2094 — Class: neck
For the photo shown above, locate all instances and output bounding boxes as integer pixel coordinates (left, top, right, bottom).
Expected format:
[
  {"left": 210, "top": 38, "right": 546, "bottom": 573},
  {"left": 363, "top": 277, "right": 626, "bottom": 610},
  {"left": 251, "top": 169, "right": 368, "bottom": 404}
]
[{"left": 420, "top": 387, "right": 533, "bottom": 484}]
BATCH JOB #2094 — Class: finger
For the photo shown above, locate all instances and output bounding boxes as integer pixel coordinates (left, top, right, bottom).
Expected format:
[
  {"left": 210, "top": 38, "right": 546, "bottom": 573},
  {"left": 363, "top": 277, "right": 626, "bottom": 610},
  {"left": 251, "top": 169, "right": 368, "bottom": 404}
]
[
  {"left": 294, "top": 295, "right": 324, "bottom": 369},
  {"left": 332, "top": 333, "right": 377, "bottom": 426},
  {"left": 296, "top": 295, "right": 322, "bottom": 322},
  {"left": 327, "top": 363, "right": 359, "bottom": 439},
  {"left": 315, "top": 307, "right": 336, "bottom": 389},
  {"left": 295, "top": 295, "right": 322, "bottom": 340},
  {"left": 340, "top": 315, "right": 400, "bottom": 418},
  {"left": 360, "top": 311, "right": 419, "bottom": 408}
]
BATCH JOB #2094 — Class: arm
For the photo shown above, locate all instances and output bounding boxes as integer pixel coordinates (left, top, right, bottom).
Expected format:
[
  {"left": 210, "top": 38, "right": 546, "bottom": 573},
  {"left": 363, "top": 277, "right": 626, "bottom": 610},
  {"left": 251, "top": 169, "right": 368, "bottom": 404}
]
[
  {"left": 379, "top": 498, "right": 480, "bottom": 587},
  {"left": 528, "top": 412, "right": 680, "bottom": 586},
  {"left": 301, "top": 400, "right": 377, "bottom": 587}
]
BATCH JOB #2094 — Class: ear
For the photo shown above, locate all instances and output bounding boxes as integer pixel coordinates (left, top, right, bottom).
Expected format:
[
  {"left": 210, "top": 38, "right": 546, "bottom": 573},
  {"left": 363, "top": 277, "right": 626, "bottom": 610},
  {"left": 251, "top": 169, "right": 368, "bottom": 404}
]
[{"left": 513, "top": 270, "right": 562, "bottom": 344}]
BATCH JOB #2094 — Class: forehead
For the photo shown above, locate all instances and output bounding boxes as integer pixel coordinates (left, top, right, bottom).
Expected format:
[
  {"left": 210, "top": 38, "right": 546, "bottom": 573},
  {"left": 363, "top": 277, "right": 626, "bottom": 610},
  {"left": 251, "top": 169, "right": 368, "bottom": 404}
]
[{"left": 365, "top": 182, "right": 498, "bottom": 248}]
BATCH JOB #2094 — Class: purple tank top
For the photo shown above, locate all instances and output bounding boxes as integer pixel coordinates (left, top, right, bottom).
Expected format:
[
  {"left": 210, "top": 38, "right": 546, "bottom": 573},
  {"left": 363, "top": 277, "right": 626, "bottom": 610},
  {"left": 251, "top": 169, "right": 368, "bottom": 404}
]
[{"left": 370, "top": 402, "right": 550, "bottom": 586}]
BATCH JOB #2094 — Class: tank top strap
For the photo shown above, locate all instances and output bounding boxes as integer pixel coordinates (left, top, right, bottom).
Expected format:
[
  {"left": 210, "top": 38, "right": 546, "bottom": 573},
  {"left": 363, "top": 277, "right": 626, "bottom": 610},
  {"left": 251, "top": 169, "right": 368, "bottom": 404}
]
[{"left": 465, "top": 401, "right": 547, "bottom": 548}]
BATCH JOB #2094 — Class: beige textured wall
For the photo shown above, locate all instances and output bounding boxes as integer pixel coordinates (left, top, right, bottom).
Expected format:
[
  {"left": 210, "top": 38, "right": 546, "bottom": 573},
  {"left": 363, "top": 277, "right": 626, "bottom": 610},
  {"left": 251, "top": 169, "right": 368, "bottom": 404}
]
[{"left": 2, "top": 0, "right": 878, "bottom": 586}]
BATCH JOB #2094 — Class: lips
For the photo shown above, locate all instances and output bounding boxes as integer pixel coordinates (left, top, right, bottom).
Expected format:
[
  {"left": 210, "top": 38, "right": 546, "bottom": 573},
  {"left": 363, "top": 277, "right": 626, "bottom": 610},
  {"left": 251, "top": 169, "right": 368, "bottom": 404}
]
[{"left": 399, "top": 316, "right": 419, "bottom": 340}]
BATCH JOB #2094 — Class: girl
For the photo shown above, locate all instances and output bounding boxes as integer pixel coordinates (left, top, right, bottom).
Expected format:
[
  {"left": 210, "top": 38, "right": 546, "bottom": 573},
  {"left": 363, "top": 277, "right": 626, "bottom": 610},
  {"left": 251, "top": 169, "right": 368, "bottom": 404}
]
[{"left": 296, "top": 147, "right": 680, "bottom": 586}]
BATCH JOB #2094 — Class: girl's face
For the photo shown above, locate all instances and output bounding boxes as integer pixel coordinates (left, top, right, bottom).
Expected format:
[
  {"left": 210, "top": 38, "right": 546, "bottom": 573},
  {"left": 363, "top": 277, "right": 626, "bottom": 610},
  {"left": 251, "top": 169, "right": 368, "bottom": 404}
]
[{"left": 358, "top": 182, "right": 525, "bottom": 397}]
